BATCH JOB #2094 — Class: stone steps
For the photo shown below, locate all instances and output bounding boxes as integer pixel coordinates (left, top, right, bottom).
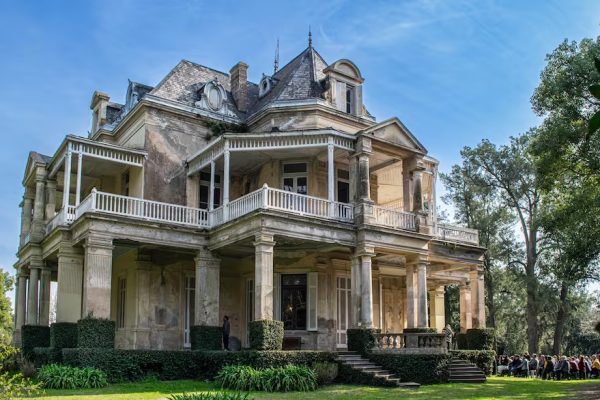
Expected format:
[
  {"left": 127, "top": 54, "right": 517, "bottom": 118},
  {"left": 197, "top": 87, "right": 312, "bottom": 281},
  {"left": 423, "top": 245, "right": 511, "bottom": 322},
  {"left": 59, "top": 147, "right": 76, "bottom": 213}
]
[
  {"left": 335, "top": 351, "right": 421, "bottom": 389},
  {"left": 448, "top": 359, "right": 486, "bottom": 383}
]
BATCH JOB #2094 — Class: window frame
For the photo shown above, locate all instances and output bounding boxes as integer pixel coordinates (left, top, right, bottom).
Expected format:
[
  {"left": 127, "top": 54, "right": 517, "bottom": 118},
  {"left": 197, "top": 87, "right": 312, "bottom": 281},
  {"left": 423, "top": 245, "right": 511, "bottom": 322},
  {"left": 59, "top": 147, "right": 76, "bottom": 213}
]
[
  {"left": 280, "top": 273, "right": 308, "bottom": 331},
  {"left": 336, "top": 168, "right": 350, "bottom": 203},
  {"left": 199, "top": 172, "right": 221, "bottom": 210},
  {"left": 281, "top": 161, "right": 309, "bottom": 195}
]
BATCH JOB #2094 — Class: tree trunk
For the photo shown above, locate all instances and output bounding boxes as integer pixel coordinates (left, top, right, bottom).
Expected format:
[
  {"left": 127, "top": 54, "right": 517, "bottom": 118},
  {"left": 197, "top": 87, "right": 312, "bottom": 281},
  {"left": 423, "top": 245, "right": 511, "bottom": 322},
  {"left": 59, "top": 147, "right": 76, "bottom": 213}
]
[
  {"left": 484, "top": 256, "right": 496, "bottom": 328},
  {"left": 552, "top": 282, "right": 569, "bottom": 355}
]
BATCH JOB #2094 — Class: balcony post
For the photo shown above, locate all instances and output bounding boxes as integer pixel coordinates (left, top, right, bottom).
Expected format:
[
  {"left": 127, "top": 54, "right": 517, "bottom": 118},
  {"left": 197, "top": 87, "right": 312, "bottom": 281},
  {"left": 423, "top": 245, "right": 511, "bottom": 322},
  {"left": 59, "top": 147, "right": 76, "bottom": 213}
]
[
  {"left": 223, "top": 141, "right": 230, "bottom": 220},
  {"left": 209, "top": 161, "right": 215, "bottom": 211},
  {"left": 327, "top": 137, "right": 335, "bottom": 217},
  {"left": 20, "top": 193, "right": 33, "bottom": 245},
  {"left": 75, "top": 152, "right": 83, "bottom": 206},
  {"left": 354, "top": 136, "right": 374, "bottom": 224},
  {"left": 45, "top": 180, "right": 57, "bottom": 221},
  {"left": 62, "top": 143, "right": 72, "bottom": 215},
  {"left": 31, "top": 168, "right": 47, "bottom": 241}
]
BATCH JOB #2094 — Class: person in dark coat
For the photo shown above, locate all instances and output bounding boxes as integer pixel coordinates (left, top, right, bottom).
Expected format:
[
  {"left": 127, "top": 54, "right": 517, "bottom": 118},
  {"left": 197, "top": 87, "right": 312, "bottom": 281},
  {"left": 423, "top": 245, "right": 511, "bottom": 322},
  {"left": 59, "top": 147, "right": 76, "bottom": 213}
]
[
  {"left": 556, "top": 356, "right": 570, "bottom": 380},
  {"left": 222, "top": 315, "right": 231, "bottom": 351}
]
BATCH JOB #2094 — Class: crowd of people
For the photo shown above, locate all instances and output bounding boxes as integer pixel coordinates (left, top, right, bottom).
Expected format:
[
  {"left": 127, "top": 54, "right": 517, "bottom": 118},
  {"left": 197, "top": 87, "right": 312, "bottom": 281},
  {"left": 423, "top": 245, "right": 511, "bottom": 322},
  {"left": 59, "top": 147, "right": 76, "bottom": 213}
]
[{"left": 497, "top": 353, "right": 600, "bottom": 380}]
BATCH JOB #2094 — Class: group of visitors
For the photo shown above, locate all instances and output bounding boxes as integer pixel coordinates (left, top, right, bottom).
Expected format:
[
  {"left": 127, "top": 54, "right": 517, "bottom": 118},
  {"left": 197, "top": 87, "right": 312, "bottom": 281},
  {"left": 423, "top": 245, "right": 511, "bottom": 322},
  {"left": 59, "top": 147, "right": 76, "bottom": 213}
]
[{"left": 497, "top": 353, "right": 600, "bottom": 380}]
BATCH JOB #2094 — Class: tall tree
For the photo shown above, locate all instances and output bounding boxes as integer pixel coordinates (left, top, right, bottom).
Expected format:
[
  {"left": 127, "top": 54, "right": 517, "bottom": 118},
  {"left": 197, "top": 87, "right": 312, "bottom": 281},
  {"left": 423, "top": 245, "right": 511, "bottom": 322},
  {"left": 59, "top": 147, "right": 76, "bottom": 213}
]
[
  {"left": 0, "top": 270, "right": 14, "bottom": 346},
  {"left": 459, "top": 133, "right": 544, "bottom": 353},
  {"left": 441, "top": 159, "right": 515, "bottom": 328}
]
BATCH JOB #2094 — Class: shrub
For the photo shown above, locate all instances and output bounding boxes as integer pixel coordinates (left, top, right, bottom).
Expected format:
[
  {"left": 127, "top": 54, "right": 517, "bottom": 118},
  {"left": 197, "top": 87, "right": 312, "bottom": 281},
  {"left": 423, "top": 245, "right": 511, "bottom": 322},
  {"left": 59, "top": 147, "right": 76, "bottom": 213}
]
[
  {"left": 346, "top": 328, "right": 380, "bottom": 355},
  {"left": 456, "top": 333, "right": 468, "bottom": 350},
  {"left": 196, "top": 350, "right": 335, "bottom": 380},
  {"left": 216, "top": 365, "right": 317, "bottom": 392},
  {"left": 21, "top": 325, "right": 50, "bottom": 361},
  {"left": 191, "top": 326, "right": 222, "bottom": 350},
  {"left": 77, "top": 317, "right": 115, "bottom": 349},
  {"left": 367, "top": 353, "right": 452, "bottom": 384},
  {"left": 0, "top": 344, "right": 19, "bottom": 373},
  {"left": 32, "top": 347, "right": 62, "bottom": 367},
  {"left": 450, "top": 350, "right": 496, "bottom": 376},
  {"left": 50, "top": 322, "right": 78, "bottom": 349},
  {"left": 312, "top": 361, "right": 338, "bottom": 386},
  {"left": 170, "top": 393, "right": 252, "bottom": 400},
  {"left": 37, "top": 364, "right": 108, "bottom": 389},
  {"left": 465, "top": 328, "right": 495, "bottom": 350},
  {"left": 19, "top": 359, "right": 37, "bottom": 378},
  {"left": 248, "top": 320, "right": 283, "bottom": 350},
  {"left": 0, "top": 372, "right": 39, "bottom": 399}
]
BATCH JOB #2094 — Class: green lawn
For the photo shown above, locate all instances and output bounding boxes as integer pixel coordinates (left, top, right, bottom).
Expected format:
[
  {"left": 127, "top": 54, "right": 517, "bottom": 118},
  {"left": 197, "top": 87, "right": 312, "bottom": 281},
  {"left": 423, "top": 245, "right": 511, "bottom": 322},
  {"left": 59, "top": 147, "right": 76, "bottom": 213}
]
[{"left": 31, "top": 377, "right": 599, "bottom": 400}]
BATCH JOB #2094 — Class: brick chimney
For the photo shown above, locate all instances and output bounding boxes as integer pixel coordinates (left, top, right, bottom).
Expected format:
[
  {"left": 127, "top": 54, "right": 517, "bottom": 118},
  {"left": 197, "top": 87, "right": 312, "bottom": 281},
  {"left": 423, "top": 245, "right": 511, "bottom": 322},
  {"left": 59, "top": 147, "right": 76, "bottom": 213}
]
[{"left": 230, "top": 61, "right": 248, "bottom": 113}]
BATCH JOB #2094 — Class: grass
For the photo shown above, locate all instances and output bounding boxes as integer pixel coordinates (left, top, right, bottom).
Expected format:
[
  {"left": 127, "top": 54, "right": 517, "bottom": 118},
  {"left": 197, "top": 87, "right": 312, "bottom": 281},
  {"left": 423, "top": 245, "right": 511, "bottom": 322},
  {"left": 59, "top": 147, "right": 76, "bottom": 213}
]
[{"left": 31, "top": 377, "right": 598, "bottom": 400}]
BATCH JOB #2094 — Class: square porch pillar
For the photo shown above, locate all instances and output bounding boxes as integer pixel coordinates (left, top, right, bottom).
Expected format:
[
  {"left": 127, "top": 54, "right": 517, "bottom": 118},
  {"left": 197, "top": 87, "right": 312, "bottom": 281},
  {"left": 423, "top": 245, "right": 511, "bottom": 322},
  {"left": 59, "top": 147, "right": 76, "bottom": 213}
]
[
  {"left": 194, "top": 249, "right": 221, "bottom": 326},
  {"left": 254, "top": 233, "right": 275, "bottom": 320},
  {"left": 82, "top": 236, "right": 114, "bottom": 319},
  {"left": 459, "top": 282, "right": 472, "bottom": 333},
  {"left": 56, "top": 244, "right": 84, "bottom": 322},
  {"left": 38, "top": 267, "right": 52, "bottom": 326},
  {"left": 353, "top": 245, "right": 375, "bottom": 328},
  {"left": 428, "top": 286, "right": 445, "bottom": 332},
  {"left": 470, "top": 267, "right": 486, "bottom": 328},
  {"left": 350, "top": 256, "right": 361, "bottom": 328},
  {"left": 132, "top": 253, "right": 152, "bottom": 349}
]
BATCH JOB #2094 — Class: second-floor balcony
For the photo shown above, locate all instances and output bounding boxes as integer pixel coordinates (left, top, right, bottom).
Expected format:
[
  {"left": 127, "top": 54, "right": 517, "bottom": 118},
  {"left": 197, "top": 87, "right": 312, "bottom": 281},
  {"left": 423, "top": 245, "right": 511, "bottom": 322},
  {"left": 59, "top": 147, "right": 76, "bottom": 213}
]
[{"left": 45, "top": 185, "right": 479, "bottom": 246}]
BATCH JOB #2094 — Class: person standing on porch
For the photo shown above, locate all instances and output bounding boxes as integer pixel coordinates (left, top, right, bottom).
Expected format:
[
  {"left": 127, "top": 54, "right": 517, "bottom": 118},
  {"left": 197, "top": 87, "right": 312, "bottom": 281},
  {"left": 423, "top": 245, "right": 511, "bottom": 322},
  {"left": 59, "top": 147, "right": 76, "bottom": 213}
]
[
  {"left": 222, "top": 316, "right": 230, "bottom": 351},
  {"left": 442, "top": 324, "right": 454, "bottom": 350}
]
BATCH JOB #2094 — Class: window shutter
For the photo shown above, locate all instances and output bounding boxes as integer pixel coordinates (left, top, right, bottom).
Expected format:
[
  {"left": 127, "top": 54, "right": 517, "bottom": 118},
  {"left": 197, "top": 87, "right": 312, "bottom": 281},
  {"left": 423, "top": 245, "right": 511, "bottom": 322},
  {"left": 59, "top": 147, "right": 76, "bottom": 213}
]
[
  {"left": 273, "top": 273, "right": 281, "bottom": 320},
  {"left": 308, "top": 272, "right": 318, "bottom": 331},
  {"left": 336, "top": 81, "right": 346, "bottom": 111}
]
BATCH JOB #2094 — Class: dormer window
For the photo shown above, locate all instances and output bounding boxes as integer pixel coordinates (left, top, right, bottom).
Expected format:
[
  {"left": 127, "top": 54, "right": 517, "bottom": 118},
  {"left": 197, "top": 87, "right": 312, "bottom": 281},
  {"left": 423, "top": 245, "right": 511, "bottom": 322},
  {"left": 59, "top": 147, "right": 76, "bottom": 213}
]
[
  {"left": 197, "top": 80, "right": 226, "bottom": 112},
  {"left": 259, "top": 75, "right": 273, "bottom": 98},
  {"left": 324, "top": 59, "right": 364, "bottom": 117}
]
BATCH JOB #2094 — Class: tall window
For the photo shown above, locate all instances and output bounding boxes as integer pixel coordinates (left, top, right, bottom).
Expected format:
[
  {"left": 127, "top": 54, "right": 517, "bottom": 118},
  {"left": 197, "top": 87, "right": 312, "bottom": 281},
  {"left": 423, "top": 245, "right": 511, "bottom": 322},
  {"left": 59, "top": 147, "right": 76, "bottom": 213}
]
[
  {"left": 121, "top": 172, "right": 130, "bottom": 196},
  {"left": 199, "top": 172, "right": 221, "bottom": 209},
  {"left": 184, "top": 276, "right": 195, "bottom": 347},
  {"left": 281, "top": 274, "right": 307, "bottom": 330},
  {"left": 282, "top": 163, "right": 307, "bottom": 195},
  {"left": 345, "top": 85, "right": 355, "bottom": 114},
  {"left": 337, "top": 169, "right": 350, "bottom": 203},
  {"left": 117, "top": 278, "right": 126, "bottom": 329}
]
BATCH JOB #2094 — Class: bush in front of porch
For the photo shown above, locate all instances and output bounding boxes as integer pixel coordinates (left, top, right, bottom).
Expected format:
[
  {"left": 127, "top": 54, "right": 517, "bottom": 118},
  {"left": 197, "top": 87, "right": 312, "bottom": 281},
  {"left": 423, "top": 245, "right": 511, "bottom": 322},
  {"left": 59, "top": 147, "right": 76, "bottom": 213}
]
[
  {"left": 77, "top": 316, "right": 115, "bottom": 349},
  {"left": 346, "top": 328, "right": 380, "bottom": 355},
  {"left": 367, "top": 353, "right": 452, "bottom": 384},
  {"left": 248, "top": 320, "right": 284, "bottom": 350},
  {"left": 21, "top": 324, "right": 50, "bottom": 361},
  {"left": 191, "top": 326, "right": 223, "bottom": 350}
]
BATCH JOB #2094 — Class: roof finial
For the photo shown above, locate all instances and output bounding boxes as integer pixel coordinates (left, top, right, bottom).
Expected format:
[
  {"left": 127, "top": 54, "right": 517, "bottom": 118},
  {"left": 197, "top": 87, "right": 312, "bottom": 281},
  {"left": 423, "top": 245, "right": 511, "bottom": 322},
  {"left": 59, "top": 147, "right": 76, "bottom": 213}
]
[
  {"left": 308, "top": 25, "right": 312, "bottom": 48},
  {"left": 274, "top": 38, "right": 280, "bottom": 74}
]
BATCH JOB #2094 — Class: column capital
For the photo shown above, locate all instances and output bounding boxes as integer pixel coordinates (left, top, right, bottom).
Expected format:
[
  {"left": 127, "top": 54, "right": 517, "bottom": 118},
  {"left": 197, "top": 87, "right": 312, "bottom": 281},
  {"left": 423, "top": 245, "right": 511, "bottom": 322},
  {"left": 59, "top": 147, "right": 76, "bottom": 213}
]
[
  {"left": 406, "top": 255, "right": 429, "bottom": 266},
  {"left": 58, "top": 242, "right": 84, "bottom": 258},
  {"left": 84, "top": 234, "right": 114, "bottom": 251},
  {"left": 195, "top": 248, "right": 220, "bottom": 268},
  {"left": 355, "top": 136, "right": 372, "bottom": 155},
  {"left": 253, "top": 232, "right": 275, "bottom": 247}
]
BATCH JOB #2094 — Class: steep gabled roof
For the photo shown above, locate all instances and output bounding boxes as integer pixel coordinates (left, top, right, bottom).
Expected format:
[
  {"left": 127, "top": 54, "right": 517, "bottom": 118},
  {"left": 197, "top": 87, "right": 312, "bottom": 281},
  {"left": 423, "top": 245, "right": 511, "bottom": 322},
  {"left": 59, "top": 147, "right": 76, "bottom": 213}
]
[{"left": 248, "top": 47, "right": 328, "bottom": 115}]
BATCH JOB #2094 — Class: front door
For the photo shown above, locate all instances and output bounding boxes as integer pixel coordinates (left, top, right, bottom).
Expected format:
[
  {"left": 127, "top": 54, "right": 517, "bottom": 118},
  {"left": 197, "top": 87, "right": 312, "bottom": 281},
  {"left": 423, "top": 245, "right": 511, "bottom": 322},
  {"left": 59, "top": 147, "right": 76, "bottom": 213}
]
[{"left": 336, "top": 276, "right": 351, "bottom": 348}]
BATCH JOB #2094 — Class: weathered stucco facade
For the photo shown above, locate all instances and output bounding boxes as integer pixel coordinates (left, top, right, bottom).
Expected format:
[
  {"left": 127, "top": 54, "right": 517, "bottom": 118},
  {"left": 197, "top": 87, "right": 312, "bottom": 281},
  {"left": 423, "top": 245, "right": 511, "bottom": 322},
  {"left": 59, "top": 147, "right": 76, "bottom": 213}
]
[{"left": 14, "top": 41, "right": 485, "bottom": 351}]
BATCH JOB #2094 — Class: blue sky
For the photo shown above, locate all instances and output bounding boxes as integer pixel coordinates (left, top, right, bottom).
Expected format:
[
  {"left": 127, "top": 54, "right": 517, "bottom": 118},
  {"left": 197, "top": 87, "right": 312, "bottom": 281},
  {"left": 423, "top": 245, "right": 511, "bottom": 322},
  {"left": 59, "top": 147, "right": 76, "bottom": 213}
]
[{"left": 1, "top": 0, "right": 599, "bottom": 303}]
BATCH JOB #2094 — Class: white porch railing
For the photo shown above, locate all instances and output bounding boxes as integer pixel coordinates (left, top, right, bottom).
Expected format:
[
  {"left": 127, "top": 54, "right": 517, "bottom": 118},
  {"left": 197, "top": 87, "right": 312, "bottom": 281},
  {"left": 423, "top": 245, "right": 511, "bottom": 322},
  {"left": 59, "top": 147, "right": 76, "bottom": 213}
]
[
  {"left": 373, "top": 205, "right": 417, "bottom": 231},
  {"left": 435, "top": 223, "right": 479, "bottom": 245}
]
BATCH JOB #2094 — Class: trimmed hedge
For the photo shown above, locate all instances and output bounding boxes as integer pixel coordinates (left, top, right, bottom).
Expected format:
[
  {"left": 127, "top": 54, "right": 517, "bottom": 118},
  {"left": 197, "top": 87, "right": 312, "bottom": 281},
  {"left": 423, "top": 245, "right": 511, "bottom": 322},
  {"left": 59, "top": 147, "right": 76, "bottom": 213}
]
[
  {"left": 450, "top": 350, "right": 496, "bottom": 376},
  {"left": 346, "top": 328, "right": 380, "bottom": 355},
  {"left": 248, "top": 320, "right": 284, "bottom": 350},
  {"left": 465, "top": 328, "right": 495, "bottom": 350},
  {"left": 367, "top": 353, "right": 451, "bottom": 384},
  {"left": 21, "top": 324, "right": 50, "bottom": 361},
  {"left": 77, "top": 317, "right": 115, "bottom": 349},
  {"left": 50, "top": 322, "right": 78, "bottom": 349},
  {"left": 32, "top": 347, "right": 62, "bottom": 367},
  {"left": 196, "top": 350, "right": 335, "bottom": 380},
  {"left": 456, "top": 333, "right": 468, "bottom": 350},
  {"left": 62, "top": 348, "right": 335, "bottom": 383},
  {"left": 191, "top": 326, "right": 222, "bottom": 350}
]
